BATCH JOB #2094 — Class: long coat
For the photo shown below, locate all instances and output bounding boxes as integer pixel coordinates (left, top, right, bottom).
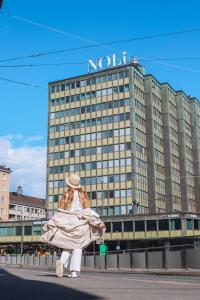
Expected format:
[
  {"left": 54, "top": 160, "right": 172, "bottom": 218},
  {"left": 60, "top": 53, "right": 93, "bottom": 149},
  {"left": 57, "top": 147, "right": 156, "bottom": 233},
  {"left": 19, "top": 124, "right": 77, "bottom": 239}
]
[{"left": 40, "top": 208, "right": 105, "bottom": 250}]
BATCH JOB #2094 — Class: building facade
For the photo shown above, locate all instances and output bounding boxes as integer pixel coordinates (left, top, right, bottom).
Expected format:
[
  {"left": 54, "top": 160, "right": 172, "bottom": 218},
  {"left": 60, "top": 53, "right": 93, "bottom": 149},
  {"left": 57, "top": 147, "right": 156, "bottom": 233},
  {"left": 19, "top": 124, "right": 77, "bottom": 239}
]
[
  {"left": 9, "top": 189, "right": 46, "bottom": 221},
  {"left": 47, "top": 62, "right": 200, "bottom": 218},
  {"left": 0, "top": 165, "right": 11, "bottom": 221}
]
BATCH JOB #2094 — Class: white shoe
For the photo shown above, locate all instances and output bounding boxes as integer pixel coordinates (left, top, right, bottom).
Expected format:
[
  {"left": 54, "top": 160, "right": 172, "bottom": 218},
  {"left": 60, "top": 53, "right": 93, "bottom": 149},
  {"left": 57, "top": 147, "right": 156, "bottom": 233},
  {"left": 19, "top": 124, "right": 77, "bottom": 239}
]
[
  {"left": 56, "top": 260, "right": 64, "bottom": 278},
  {"left": 68, "top": 271, "right": 78, "bottom": 278}
]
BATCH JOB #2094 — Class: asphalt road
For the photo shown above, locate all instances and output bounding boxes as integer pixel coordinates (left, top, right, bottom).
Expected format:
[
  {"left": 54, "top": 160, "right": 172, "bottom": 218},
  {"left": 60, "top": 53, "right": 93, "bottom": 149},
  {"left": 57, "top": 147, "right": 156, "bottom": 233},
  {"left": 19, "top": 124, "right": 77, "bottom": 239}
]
[{"left": 0, "top": 266, "right": 200, "bottom": 300}]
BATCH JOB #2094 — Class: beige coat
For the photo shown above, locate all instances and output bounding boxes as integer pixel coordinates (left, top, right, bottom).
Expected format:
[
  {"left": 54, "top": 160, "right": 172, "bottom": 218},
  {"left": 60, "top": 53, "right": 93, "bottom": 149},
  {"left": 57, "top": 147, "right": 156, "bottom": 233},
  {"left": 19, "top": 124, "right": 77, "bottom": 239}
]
[{"left": 40, "top": 208, "right": 105, "bottom": 250}]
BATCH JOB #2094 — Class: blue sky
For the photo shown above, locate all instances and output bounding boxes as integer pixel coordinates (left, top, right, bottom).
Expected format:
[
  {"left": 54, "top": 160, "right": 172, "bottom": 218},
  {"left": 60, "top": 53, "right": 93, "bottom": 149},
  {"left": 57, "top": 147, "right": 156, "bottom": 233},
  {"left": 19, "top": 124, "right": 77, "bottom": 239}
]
[{"left": 0, "top": 0, "right": 200, "bottom": 197}]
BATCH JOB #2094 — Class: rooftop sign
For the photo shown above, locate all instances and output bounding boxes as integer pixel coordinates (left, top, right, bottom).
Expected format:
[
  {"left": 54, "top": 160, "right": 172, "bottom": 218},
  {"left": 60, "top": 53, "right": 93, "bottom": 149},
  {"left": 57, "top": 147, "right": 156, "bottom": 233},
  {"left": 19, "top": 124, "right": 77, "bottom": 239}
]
[{"left": 88, "top": 51, "right": 133, "bottom": 72}]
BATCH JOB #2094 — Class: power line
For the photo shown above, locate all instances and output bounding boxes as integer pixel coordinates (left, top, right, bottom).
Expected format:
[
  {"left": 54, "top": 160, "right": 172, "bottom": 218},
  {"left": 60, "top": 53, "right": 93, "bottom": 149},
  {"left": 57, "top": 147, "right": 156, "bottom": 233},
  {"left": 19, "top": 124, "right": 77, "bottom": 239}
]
[
  {"left": 0, "top": 62, "right": 86, "bottom": 68},
  {"left": 1, "top": 57, "right": 200, "bottom": 69},
  {"left": 0, "top": 76, "right": 46, "bottom": 89},
  {"left": 1, "top": 11, "right": 200, "bottom": 64},
  {"left": 1, "top": 59, "right": 200, "bottom": 74}
]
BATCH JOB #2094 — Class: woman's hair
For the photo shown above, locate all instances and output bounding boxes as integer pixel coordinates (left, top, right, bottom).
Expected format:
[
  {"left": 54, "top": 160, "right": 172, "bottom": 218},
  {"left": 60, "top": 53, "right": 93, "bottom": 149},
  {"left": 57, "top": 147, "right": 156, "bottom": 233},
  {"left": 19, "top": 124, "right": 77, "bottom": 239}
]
[{"left": 62, "top": 186, "right": 89, "bottom": 204}]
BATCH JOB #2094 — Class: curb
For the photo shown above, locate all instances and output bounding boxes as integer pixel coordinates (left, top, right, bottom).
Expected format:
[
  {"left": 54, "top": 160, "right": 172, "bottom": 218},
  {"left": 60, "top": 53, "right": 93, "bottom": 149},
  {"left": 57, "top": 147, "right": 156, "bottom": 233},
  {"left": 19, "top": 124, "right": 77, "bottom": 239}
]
[{"left": 1, "top": 264, "right": 200, "bottom": 277}]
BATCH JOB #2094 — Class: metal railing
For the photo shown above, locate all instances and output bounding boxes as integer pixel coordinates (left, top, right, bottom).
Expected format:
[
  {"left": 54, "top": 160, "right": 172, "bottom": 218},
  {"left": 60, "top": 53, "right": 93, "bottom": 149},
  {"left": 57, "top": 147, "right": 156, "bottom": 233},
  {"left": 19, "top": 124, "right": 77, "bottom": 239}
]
[{"left": 0, "top": 244, "right": 200, "bottom": 270}]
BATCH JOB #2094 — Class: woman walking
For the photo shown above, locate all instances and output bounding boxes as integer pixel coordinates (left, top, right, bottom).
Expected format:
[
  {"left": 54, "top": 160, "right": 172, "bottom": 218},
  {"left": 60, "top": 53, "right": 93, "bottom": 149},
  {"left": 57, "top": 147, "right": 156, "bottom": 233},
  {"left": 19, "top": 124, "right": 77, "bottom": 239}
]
[{"left": 40, "top": 173, "right": 105, "bottom": 278}]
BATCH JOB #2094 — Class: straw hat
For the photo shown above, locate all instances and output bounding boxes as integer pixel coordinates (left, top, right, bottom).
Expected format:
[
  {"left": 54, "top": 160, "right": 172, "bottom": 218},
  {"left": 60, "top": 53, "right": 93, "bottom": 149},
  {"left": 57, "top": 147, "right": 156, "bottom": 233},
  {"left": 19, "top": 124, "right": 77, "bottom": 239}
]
[{"left": 65, "top": 173, "right": 81, "bottom": 189}]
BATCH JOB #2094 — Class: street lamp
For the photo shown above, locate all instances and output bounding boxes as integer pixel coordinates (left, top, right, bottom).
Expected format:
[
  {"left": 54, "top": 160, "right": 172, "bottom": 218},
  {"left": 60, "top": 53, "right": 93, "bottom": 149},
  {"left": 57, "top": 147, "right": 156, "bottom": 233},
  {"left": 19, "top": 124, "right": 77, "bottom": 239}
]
[{"left": 20, "top": 220, "right": 24, "bottom": 256}]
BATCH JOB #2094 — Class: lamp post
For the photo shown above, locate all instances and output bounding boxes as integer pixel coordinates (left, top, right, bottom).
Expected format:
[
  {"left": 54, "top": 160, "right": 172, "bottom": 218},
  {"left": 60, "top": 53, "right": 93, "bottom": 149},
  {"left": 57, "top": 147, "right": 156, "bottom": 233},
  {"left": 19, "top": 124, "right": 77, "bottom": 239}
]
[{"left": 20, "top": 220, "right": 24, "bottom": 256}]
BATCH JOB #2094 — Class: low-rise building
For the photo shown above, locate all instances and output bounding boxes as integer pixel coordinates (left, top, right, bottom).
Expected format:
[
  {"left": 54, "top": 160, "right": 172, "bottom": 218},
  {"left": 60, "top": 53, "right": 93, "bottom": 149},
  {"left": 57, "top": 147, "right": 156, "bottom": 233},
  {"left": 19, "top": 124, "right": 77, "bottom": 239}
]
[
  {"left": 9, "top": 187, "right": 46, "bottom": 221},
  {"left": 0, "top": 165, "right": 11, "bottom": 221}
]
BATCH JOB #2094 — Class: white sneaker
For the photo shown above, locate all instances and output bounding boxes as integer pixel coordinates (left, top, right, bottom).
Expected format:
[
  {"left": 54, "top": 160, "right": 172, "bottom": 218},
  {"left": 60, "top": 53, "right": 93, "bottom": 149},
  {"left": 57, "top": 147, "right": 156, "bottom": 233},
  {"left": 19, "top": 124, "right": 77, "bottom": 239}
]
[
  {"left": 68, "top": 271, "right": 78, "bottom": 278},
  {"left": 71, "top": 271, "right": 78, "bottom": 278},
  {"left": 56, "top": 260, "right": 64, "bottom": 278}
]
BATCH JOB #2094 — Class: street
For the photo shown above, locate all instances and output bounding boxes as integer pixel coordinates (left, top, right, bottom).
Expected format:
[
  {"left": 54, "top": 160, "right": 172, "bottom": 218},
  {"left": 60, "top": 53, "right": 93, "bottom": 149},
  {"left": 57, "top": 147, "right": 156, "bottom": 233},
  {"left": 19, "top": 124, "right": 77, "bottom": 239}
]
[{"left": 0, "top": 266, "right": 200, "bottom": 300}]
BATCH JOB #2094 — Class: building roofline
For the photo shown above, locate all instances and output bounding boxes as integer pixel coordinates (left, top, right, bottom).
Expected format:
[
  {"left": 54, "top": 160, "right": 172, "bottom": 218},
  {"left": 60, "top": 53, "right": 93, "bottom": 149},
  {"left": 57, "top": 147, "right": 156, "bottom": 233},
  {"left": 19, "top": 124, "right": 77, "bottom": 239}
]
[
  {"left": 0, "top": 165, "right": 11, "bottom": 173},
  {"left": 48, "top": 63, "right": 142, "bottom": 85},
  {"left": 9, "top": 192, "right": 46, "bottom": 208}
]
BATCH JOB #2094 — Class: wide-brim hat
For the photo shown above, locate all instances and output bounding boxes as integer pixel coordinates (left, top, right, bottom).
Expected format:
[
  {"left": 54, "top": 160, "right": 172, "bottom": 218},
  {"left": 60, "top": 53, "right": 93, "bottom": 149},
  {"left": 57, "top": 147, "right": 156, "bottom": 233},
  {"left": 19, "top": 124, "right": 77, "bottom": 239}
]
[{"left": 65, "top": 173, "right": 81, "bottom": 189}]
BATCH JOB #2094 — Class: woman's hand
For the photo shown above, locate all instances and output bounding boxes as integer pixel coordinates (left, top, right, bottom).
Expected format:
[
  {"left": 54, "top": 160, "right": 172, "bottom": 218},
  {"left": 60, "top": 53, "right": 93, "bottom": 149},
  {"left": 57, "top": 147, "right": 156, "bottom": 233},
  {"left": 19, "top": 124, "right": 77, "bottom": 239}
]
[{"left": 83, "top": 198, "right": 90, "bottom": 209}]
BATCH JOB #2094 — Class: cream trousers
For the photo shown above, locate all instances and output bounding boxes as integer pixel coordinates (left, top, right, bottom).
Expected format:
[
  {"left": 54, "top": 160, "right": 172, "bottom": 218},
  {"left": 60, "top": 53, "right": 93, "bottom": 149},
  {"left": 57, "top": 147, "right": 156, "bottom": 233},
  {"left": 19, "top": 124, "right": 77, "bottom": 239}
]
[{"left": 60, "top": 249, "right": 82, "bottom": 272}]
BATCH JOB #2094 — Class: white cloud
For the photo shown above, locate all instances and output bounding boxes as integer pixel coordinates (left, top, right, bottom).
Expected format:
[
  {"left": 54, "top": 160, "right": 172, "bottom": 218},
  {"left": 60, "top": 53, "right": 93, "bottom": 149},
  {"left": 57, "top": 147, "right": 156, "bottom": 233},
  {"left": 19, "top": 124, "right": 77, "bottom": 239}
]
[{"left": 0, "top": 135, "right": 46, "bottom": 198}]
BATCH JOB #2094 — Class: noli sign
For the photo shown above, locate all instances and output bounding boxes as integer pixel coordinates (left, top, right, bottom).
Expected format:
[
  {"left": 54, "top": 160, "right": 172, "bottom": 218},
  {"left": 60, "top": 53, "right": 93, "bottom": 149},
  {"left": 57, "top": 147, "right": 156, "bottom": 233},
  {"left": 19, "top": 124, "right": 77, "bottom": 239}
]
[{"left": 88, "top": 51, "right": 129, "bottom": 72}]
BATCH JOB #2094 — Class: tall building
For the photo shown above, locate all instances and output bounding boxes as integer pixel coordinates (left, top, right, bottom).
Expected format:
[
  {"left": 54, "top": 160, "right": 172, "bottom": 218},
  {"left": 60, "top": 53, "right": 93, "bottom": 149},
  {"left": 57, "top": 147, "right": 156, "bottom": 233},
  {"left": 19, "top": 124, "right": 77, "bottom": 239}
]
[
  {"left": 0, "top": 165, "right": 11, "bottom": 221},
  {"left": 47, "top": 60, "right": 200, "bottom": 218}
]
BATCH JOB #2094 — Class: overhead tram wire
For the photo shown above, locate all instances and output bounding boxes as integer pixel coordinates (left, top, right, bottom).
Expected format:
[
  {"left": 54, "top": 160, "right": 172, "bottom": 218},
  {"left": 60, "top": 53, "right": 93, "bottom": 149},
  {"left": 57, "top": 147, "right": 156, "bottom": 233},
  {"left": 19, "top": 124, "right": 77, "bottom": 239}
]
[
  {"left": 1, "top": 57, "right": 200, "bottom": 68},
  {"left": 1, "top": 10, "right": 200, "bottom": 64},
  {"left": 0, "top": 76, "right": 46, "bottom": 89},
  {"left": 1, "top": 59, "right": 200, "bottom": 74},
  {"left": 1, "top": 11, "right": 200, "bottom": 87}
]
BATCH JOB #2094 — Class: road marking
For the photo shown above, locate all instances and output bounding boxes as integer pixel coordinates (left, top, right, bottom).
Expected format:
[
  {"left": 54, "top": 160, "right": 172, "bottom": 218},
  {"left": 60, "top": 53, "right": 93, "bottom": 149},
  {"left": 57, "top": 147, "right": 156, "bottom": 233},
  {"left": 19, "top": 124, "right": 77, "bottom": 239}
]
[{"left": 2, "top": 267, "right": 200, "bottom": 287}]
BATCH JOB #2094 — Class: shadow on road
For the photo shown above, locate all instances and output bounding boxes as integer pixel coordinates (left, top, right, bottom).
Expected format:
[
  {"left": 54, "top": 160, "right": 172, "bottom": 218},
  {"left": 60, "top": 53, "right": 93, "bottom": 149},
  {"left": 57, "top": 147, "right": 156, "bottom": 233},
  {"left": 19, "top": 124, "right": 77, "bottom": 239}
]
[{"left": 0, "top": 268, "right": 102, "bottom": 300}]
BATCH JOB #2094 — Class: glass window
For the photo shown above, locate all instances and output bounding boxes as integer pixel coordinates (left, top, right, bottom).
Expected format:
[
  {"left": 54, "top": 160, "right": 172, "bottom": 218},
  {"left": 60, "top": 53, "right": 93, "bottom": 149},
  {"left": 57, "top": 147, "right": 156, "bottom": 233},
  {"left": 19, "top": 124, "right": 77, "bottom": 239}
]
[
  {"left": 194, "top": 219, "right": 200, "bottom": 230},
  {"left": 86, "top": 78, "right": 90, "bottom": 85},
  {"left": 125, "top": 84, "right": 129, "bottom": 92},
  {"left": 56, "top": 85, "right": 60, "bottom": 92},
  {"left": 119, "top": 85, "right": 124, "bottom": 93},
  {"left": 109, "top": 206, "right": 114, "bottom": 215},
  {"left": 112, "top": 73, "right": 117, "bottom": 80},
  {"left": 108, "top": 74, "right": 112, "bottom": 81},
  {"left": 81, "top": 93, "right": 85, "bottom": 100},
  {"left": 51, "top": 86, "right": 55, "bottom": 93},
  {"left": 114, "top": 206, "right": 120, "bottom": 215},
  {"left": 113, "top": 222, "right": 122, "bottom": 232},
  {"left": 24, "top": 226, "right": 32, "bottom": 236},
  {"left": 147, "top": 220, "right": 157, "bottom": 231},
  {"left": 121, "top": 205, "right": 126, "bottom": 214},
  {"left": 105, "top": 222, "right": 111, "bottom": 232},
  {"left": 127, "top": 205, "right": 133, "bottom": 214},
  {"left": 0, "top": 227, "right": 6, "bottom": 236},
  {"left": 114, "top": 160, "right": 120, "bottom": 167},
  {"left": 114, "top": 144, "right": 119, "bottom": 152},
  {"left": 32, "top": 225, "right": 42, "bottom": 236},
  {"left": 107, "top": 88, "right": 112, "bottom": 95},
  {"left": 71, "top": 82, "right": 75, "bottom": 89},
  {"left": 121, "top": 190, "right": 126, "bottom": 198},
  {"left": 187, "top": 219, "right": 193, "bottom": 230},
  {"left": 16, "top": 226, "right": 22, "bottom": 236},
  {"left": 120, "top": 159, "right": 125, "bottom": 167},
  {"left": 120, "top": 144, "right": 125, "bottom": 151},
  {"left": 113, "top": 86, "right": 118, "bottom": 94},
  {"left": 124, "top": 70, "right": 129, "bottom": 77},
  {"left": 108, "top": 160, "right": 113, "bottom": 168},
  {"left": 96, "top": 90, "right": 101, "bottom": 97},
  {"left": 97, "top": 207, "right": 102, "bottom": 215},
  {"left": 96, "top": 77, "right": 101, "bottom": 84},
  {"left": 124, "top": 221, "right": 133, "bottom": 232},
  {"left": 74, "top": 81, "right": 80, "bottom": 88},
  {"left": 119, "top": 72, "right": 124, "bottom": 79},
  {"left": 120, "top": 174, "right": 126, "bottom": 182},
  {"left": 103, "top": 208, "right": 108, "bottom": 216},
  {"left": 114, "top": 190, "right": 120, "bottom": 198},
  {"left": 158, "top": 219, "right": 169, "bottom": 231},
  {"left": 170, "top": 219, "right": 181, "bottom": 230},
  {"left": 91, "top": 78, "right": 96, "bottom": 85},
  {"left": 135, "top": 221, "right": 145, "bottom": 231},
  {"left": 126, "top": 158, "right": 131, "bottom": 165},
  {"left": 7, "top": 227, "right": 15, "bottom": 236}
]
